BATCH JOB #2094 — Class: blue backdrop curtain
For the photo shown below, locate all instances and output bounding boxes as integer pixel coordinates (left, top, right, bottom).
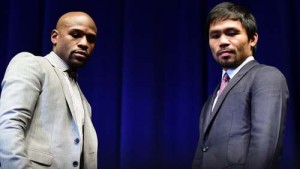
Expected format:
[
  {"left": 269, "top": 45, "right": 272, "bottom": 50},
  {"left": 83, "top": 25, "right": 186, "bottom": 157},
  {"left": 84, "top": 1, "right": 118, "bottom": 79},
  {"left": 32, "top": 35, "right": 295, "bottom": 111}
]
[{"left": 0, "top": 0, "right": 299, "bottom": 169}]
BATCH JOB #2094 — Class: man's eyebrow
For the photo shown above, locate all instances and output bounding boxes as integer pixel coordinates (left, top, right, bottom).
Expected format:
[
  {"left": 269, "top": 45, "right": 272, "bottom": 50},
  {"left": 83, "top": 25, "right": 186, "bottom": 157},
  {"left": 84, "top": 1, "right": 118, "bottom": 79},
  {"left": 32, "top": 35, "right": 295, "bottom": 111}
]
[
  {"left": 69, "top": 28, "right": 83, "bottom": 32},
  {"left": 224, "top": 27, "right": 239, "bottom": 31},
  {"left": 209, "top": 29, "right": 221, "bottom": 35},
  {"left": 70, "top": 28, "right": 97, "bottom": 36},
  {"left": 209, "top": 27, "right": 240, "bottom": 33}
]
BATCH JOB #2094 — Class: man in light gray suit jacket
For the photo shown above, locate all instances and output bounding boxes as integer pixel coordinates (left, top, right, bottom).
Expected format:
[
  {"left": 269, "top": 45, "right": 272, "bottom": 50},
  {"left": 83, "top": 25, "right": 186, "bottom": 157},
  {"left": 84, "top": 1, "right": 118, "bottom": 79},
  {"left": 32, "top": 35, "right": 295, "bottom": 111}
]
[
  {"left": 192, "top": 2, "right": 289, "bottom": 169},
  {"left": 0, "top": 11, "right": 98, "bottom": 169}
]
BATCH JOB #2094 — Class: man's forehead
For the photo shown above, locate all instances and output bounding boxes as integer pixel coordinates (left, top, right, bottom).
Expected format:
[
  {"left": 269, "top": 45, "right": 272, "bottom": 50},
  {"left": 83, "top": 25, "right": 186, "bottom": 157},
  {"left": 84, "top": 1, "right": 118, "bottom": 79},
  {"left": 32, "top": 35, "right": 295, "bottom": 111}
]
[
  {"left": 209, "top": 20, "right": 243, "bottom": 31},
  {"left": 56, "top": 13, "right": 97, "bottom": 32},
  {"left": 58, "top": 19, "right": 97, "bottom": 33}
]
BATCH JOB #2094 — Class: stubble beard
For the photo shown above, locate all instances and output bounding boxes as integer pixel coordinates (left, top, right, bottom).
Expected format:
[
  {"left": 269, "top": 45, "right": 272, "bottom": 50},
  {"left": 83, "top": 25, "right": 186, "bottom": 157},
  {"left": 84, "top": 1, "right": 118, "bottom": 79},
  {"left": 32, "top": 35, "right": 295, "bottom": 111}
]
[
  {"left": 218, "top": 56, "right": 246, "bottom": 70},
  {"left": 218, "top": 55, "right": 240, "bottom": 70}
]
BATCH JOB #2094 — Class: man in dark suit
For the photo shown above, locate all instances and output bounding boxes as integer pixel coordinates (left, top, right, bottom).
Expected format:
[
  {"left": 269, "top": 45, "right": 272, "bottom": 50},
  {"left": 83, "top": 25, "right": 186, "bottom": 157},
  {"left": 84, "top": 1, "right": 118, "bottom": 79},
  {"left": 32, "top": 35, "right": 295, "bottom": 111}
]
[{"left": 192, "top": 2, "right": 289, "bottom": 169}]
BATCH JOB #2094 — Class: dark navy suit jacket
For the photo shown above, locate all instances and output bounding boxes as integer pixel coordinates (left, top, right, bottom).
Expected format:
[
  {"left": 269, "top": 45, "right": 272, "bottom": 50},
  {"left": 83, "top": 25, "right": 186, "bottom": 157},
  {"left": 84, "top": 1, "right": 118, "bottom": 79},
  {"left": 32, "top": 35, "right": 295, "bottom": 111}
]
[{"left": 192, "top": 60, "right": 289, "bottom": 169}]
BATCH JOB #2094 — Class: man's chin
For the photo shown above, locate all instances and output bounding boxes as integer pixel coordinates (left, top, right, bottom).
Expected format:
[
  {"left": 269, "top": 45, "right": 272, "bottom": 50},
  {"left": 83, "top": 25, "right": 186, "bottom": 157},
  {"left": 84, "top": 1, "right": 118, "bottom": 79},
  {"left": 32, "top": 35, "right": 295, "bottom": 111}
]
[
  {"left": 220, "top": 61, "right": 237, "bottom": 69},
  {"left": 69, "top": 55, "right": 88, "bottom": 66},
  {"left": 69, "top": 61, "right": 87, "bottom": 69}
]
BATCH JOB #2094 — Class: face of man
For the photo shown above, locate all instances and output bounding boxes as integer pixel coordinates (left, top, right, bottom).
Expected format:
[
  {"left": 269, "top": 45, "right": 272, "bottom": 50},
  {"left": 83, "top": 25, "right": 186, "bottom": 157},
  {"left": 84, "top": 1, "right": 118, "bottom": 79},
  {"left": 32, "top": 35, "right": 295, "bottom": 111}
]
[
  {"left": 51, "top": 12, "right": 97, "bottom": 70},
  {"left": 208, "top": 20, "right": 258, "bottom": 70}
]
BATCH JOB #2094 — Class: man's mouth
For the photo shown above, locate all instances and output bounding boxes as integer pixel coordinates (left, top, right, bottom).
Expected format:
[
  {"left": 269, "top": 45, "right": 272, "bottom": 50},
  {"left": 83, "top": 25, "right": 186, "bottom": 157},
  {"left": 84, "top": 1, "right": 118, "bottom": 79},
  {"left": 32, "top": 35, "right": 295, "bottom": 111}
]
[
  {"left": 72, "top": 50, "right": 88, "bottom": 60},
  {"left": 217, "top": 50, "right": 233, "bottom": 58}
]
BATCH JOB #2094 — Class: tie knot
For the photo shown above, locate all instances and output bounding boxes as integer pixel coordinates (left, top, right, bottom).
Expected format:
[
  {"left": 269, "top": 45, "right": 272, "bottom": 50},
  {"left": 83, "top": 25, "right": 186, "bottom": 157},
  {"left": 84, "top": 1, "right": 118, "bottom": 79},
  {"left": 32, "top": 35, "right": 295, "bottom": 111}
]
[
  {"left": 67, "top": 69, "right": 78, "bottom": 81},
  {"left": 222, "top": 73, "right": 230, "bottom": 82}
]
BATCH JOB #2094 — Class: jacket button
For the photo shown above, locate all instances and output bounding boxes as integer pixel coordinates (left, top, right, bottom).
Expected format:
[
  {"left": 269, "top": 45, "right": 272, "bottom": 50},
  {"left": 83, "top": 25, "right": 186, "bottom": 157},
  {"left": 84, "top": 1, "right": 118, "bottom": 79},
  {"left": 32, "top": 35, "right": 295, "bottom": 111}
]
[
  {"left": 202, "top": 146, "right": 208, "bottom": 152},
  {"left": 74, "top": 138, "right": 80, "bottom": 144},
  {"left": 73, "top": 161, "right": 78, "bottom": 167}
]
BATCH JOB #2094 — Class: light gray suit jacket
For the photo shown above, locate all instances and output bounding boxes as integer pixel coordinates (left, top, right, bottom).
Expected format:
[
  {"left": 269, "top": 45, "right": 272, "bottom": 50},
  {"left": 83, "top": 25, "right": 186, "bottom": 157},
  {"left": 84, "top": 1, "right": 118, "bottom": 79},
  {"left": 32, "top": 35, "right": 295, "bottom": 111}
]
[
  {"left": 193, "top": 60, "right": 289, "bottom": 169},
  {"left": 0, "top": 52, "right": 98, "bottom": 169}
]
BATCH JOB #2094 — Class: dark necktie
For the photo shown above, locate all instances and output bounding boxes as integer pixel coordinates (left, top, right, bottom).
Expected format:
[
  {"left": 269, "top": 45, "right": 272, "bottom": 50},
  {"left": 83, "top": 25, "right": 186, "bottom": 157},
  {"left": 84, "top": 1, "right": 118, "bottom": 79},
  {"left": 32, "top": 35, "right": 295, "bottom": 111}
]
[
  {"left": 218, "top": 73, "right": 230, "bottom": 96},
  {"left": 67, "top": 69, "right": 78, "bottom": 81}
]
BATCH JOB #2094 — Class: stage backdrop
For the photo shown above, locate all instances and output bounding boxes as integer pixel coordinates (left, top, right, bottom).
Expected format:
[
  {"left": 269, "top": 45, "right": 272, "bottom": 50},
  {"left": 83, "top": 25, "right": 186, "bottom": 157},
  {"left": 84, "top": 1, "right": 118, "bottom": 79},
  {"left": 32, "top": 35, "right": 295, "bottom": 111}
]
[{"left": 0, "top": 0, "right": 299, "bottom": 169}]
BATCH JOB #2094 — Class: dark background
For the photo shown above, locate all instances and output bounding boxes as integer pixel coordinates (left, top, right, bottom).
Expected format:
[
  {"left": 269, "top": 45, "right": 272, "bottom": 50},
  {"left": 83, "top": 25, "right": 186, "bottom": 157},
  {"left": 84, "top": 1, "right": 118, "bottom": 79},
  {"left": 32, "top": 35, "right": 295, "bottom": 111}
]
[{"left": 0, "top": 0, "right": 299, "bottom": 169}]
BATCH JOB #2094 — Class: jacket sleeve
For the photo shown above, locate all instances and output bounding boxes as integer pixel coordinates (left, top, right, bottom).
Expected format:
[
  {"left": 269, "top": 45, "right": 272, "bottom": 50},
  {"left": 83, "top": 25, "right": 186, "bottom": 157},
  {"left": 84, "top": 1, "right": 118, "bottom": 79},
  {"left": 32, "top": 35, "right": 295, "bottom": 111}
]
[
  {"left": 245, "top": 66, "right": 289, "bottom": 169},
  {"left": 0, "top": 52, "right": 43, "bottom": 169}
]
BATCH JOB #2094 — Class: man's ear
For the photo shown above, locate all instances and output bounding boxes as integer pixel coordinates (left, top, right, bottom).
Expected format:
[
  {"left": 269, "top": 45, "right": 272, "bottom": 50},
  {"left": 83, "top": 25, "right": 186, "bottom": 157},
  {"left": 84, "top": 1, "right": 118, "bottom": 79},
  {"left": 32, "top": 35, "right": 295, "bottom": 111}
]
[
  {"left": 250, "top": 33, "right": 258, "bottom": 47},
  {"left": 51, "top": 29, "right": 59, "bottom": 45}
]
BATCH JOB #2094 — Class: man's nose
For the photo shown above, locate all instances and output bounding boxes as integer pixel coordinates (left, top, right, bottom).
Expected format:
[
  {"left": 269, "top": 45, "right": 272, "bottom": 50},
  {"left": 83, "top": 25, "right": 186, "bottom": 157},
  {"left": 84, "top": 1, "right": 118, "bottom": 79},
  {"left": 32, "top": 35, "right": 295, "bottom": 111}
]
[
  {"left": 219, "top": 35, "right": 230, "bottom": 47},
  {"left": 78, "top": 36, "right": 88, "bottom": 50}
]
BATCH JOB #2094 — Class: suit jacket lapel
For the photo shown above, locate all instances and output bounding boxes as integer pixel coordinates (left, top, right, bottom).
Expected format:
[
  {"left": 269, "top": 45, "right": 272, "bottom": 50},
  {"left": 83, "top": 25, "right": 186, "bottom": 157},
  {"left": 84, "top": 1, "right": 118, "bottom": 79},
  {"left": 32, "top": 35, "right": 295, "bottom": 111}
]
[
  {"left": 54, "top": 68, "right": 76, "bottom": 117},
  {"left": 44, "top": 54, "right": 76, "bottom": 119},
  {"left": 77, "top": 84, "right": 91, "bottom": 117},
  {"left": 203, "top": 60, "right": 259, "bottom": 135}
]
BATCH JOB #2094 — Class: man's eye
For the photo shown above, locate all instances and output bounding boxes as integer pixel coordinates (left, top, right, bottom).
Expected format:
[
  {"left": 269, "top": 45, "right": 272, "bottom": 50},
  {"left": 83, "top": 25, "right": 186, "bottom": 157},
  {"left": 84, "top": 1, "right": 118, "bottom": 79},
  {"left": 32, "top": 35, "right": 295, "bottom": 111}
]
[
  {"left": 71, "top": 32, "right": 82, "bottom": 38},
  {"left": 226, "top": 30, "right": 238, "bottom": 36},
  {"left": 87, "top": 35, "right": 96, "bottom": 43},
  {"left": 210, "top": 34, "right": 220, "bottom": 39}
]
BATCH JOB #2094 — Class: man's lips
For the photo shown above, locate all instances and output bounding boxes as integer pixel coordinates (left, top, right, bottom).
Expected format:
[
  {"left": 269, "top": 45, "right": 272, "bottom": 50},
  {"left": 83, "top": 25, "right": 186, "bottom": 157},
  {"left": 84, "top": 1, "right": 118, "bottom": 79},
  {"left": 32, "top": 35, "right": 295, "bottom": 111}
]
[
  {"left": 72, "top": 50, "right": 88, "bottom": 59},
  {"left": 217, "top": 50, "right": 233, "bottom": 58}
]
